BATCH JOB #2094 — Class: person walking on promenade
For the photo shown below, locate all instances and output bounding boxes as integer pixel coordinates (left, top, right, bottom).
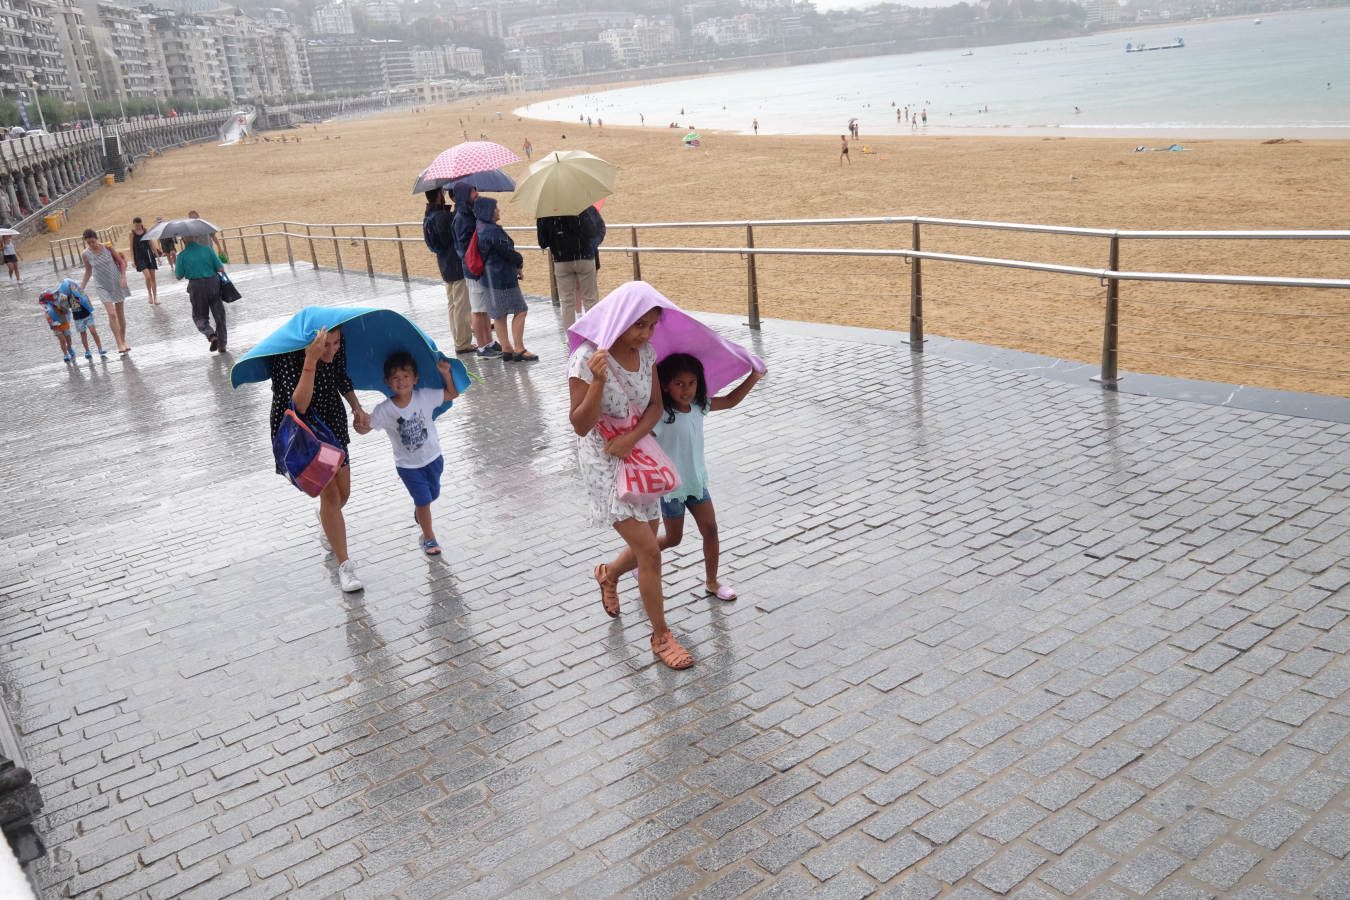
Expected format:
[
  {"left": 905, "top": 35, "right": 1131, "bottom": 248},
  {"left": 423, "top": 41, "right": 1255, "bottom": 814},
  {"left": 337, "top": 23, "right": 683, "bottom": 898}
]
[
  {"left": 361, "top": 352, "right": 460, "bottom": 556},
  {"left": 53, "top": 278, "right": 105, "bottom": 359},
  {"left": 78, "top": 229, "right": 132, "bottom": 353},
  {"left": 537, "top": 209, "right": 599, "bottom": 330},
  {"left": 269, "top": 327, "right": 370, "bottom": 592},
  {"left": 3, "top": 234, "right": 19, "bottom": 282},
  {"left": 568, "top": 291, "right": 691, "bottom": 669},
  {"left": 129, "top": 218, "right": 159, "bottom": 305},
  {"left": 175, "top": 235, "right": 226, "bottom": 353},
  {"left": 38, "top": 290, "right": 74, "bottom": 361},
  {"left": 189, "top": 209, "right": 225, "bottom": 257},
  {"left": 451, "top": 183, "right": 499, "bottom": 358},
  {"left": 473, "top": 196, "right": 535, "bottom": 361},
  {"left": 607, "top": 353, "right": 762, "bottom": 601},
  {"left": 423, "top": 190, "right": 474, "bottom": 354},
  {"left": 155, "top": 217, "right": 177, "bottom": 268}
]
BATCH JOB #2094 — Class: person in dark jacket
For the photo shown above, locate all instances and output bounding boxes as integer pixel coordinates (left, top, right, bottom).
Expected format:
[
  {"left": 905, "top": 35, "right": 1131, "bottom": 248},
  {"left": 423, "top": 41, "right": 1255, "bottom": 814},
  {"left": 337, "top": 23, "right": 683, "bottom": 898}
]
[
  {"left": 474, "top": 196, "right": 535, "bottom": 361},
  {"left": 425, "top": 190, "right": 474, "bottom": 354},
  {"left": 451, "top": 183, "right": 499, "bottom": 358},
  {"left": 537, "top": 210, "right": 599, "bottom": 330}
]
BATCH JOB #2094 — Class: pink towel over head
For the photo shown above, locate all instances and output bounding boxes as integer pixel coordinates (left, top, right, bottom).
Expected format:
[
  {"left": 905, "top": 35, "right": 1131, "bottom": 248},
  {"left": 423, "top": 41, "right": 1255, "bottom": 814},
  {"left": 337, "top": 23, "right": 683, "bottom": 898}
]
[{"left": 567, "top": 281, "right": 766, "bottom": 395}]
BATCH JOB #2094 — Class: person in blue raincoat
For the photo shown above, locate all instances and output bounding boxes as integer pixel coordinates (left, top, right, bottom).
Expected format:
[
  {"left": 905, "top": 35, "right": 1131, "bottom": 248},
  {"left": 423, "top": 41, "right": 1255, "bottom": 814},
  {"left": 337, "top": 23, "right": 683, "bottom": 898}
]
[
  {"left": 451, "top": 183, "right": 498, "bottom": 358},
  {"left": 474, "top": 196, "right": 536, "bottom": 362}
]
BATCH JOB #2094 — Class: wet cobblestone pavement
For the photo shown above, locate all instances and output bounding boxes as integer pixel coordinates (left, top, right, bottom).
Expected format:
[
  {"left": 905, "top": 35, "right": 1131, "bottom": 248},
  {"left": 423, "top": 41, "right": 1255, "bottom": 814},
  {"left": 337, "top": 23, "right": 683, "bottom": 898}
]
[{"left": 3, "top": 260, "right": 1350, "bottom": 899}]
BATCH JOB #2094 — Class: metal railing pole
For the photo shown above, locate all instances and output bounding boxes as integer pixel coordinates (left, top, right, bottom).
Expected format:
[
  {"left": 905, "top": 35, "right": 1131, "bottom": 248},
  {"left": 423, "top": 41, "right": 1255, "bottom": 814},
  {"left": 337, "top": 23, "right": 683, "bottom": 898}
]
[
  {"left": 49, "top": 243, "right": 57, "bottom": 272},
  {"left": 239, "top": 228, "right": 250, "bottom": 264},
  {"left": 1093, "top": 235, "right": 1122, "bottom": 385},
  {"left": 260, "top": 225, "right": 270, "bottom": 265},
  {"left": 283, "top": 223, "right": 294, "bottom": 268},
  {"left": 361, "top": 225, "right": 373, "bottom": 277},
  {"left": 630, "top": 226, "right": 641, "bottom": 281},
  {"left": 909, "top": 221, "right": 924, "bottom": 346},
  {"left": 331, "top": 225, "right": 342, "bottom": 273},
  {"left": 746, "top": 225, "right": 760, "bottom": 330},
  {"left": 395, "top": 225, "right": 408, "bottom": 282},
  {"left": 306, "top": 224, "right": 317, "bottom": 269}
]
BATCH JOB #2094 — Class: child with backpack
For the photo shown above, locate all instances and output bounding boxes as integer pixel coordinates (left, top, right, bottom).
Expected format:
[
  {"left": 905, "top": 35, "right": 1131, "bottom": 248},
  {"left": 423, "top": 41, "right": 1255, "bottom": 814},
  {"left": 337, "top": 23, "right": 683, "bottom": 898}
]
[{"left": 53, "top": 279, "right": 106, "bottom": 360}]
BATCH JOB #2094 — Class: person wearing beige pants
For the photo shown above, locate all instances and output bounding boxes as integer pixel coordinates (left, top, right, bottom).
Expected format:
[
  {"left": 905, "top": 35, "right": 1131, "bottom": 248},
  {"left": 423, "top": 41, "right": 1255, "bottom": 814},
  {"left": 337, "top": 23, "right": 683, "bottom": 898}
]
[
  {"left": 555, "top": 257, "right": 599, "bottom": 329},
  {"left": 444, "top": 278, "right": 472, "bottom": 352},
  {"left": 424, "top": 189, "right": 476, "bottom": 353}
]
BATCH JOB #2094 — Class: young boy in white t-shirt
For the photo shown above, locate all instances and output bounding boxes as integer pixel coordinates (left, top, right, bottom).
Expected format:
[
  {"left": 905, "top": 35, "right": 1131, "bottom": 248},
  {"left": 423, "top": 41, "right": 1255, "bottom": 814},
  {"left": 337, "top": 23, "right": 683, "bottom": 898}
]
[{"left": 365, "top": 351, "right": 460, "bottom": 555}]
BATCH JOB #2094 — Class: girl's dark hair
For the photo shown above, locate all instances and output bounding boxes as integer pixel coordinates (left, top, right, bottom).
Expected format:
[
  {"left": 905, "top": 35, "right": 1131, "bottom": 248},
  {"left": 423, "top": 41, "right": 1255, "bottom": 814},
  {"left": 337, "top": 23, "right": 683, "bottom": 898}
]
[
  {"left": 656, "top": 353, "right": 708, "bottom": 423},
  {"left": 82, "top": 228, "right": 97, "bottom": 240}
]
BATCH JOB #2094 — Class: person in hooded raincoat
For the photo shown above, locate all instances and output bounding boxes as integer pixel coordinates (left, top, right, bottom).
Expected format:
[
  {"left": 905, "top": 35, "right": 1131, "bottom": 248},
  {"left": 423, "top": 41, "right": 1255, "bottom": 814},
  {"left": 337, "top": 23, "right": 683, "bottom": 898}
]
[
  {"left": 424, "top": 189, "right": 473, "bottom": 354},
  {"left": 451, "top": 183, "right": 499, "bottom": 358},
  {"left": 473, "top": 196, "right": 535, "bottom": 361}
]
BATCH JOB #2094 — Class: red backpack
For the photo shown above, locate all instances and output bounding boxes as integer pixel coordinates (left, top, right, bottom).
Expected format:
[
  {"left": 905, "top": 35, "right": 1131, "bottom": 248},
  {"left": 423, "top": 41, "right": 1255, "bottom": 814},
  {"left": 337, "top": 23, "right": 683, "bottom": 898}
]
[{"left": 465, "top": 227, "right": 485, "bottom": 278}]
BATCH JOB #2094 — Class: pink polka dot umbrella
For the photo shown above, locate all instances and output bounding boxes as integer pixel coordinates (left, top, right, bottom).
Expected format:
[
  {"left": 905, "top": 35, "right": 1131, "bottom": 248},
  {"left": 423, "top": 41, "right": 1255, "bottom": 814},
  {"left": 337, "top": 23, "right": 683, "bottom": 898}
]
[{"left": 422, "top": 141, "right": 522, "bottom": 181}]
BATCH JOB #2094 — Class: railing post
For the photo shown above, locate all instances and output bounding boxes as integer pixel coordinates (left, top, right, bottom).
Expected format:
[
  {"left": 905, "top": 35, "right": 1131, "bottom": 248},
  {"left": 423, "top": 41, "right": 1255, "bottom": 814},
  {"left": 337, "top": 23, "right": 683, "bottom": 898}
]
[
  {"left": 331, "top": 225, "right": 342, "bottom": 273},
  {"left": 260, "top": 225, "right": 270, "bottom": 264},
  {"left": 239, "top": 228, "right": 250, "bottom": 264},
  {"left": 361, "top": 225, "right": 374, "bottom": 277},
  {"left": 908, "top": 221, "right": 924, "bottom": 346},
  {"left": 49, "top": 243, "right": 58, "bottom": 272},
  {"left": 1093, "top": 234, "right": 1122, "bottom": 386},
  {"left": 395, "top": 225, "right": 408, "bottom": 282},
  {"left": 306, "top": 224, "right": 318, "bottom": 269},
  {"left": 745, "top": 224, "right": 760, "bottom": 330},
  {"left": 630, "top": 226, "right": 641, "bottom": 281},
  {"left": 283, "top": 222, "right": 294, "bottom": 268}
]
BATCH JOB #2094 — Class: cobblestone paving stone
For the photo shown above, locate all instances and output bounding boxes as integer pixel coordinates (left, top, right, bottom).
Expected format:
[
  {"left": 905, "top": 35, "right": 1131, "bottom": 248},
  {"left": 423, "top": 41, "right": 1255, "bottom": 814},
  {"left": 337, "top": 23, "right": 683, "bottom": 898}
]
[{"left": 3, "top": 260, "right": 1350, "bottom": 898}]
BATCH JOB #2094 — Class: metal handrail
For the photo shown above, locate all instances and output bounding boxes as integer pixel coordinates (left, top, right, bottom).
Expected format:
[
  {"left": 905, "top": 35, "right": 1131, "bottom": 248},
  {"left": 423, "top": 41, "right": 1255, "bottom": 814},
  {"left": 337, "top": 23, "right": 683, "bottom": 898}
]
[{"left": 52, "top": 216, "right": 1350, "bottom": 390}]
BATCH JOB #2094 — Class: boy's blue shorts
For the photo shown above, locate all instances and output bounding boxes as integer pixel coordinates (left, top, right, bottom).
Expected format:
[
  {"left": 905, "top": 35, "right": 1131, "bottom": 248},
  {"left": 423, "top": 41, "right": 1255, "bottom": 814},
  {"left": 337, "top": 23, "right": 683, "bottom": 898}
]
[
  {"left": 660, "top": 487, "right": 711, "bottom": 519},
  {"left": 396, "top": 456, "right": 443, "bottom": 507}
]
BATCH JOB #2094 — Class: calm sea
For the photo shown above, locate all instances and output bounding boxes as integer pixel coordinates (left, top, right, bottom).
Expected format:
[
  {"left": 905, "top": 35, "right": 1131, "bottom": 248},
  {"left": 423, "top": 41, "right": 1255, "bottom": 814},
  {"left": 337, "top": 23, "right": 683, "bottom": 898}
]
[{"left": 517, "top": 9, "right": 1350, "bottom": 137}]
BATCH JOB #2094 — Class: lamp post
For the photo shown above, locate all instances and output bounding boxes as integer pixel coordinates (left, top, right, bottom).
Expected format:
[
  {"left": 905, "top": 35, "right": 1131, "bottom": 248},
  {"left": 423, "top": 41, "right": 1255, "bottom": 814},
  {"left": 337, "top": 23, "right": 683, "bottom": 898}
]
[
  {"left": 27, "top": 77, "right": 49, "bottom": 132},
  {"left": 79, "top": 81, "right": 96, "bottom": 126}
]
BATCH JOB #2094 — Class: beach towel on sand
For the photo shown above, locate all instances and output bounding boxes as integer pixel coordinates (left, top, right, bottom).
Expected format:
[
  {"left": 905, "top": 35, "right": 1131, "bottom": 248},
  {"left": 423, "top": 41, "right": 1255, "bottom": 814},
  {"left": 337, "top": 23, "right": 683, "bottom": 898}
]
[{"left": 567, "top": 281, "right": 766, "bottom": 396}]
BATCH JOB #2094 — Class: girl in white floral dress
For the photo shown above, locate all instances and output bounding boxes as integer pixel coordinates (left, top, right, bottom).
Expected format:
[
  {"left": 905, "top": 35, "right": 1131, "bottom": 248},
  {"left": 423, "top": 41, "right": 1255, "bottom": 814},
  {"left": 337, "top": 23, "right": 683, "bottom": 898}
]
[{"left": 568, "top": 304, "right": 693, "bottom": 670}]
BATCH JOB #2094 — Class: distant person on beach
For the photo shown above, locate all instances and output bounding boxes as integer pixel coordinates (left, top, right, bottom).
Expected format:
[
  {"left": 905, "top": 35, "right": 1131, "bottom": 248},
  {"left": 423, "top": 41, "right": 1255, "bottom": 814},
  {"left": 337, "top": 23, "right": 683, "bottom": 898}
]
[
  {"left": 607, "top": 353, "right": 762, "bottom": 602},
  {"left": 567, "top": 287, "right": 690, "bottom": 669},
  {"left": 753, "top": 118, "right": 758, "bottom": 134},
  {"left": 174, "top": 235, "right": 226, "bottom": 353},
  {"left": 268, "top": 328, "right": 369, "bottom": 592},
  {"left": 537, "top": 209, "right": 600, "bottom": 329},
  {"left": 840, "top": 135, "right": 850, "bottom": 166},
  {"left": 3, "top": 234, "right": 18, "bottom": 282},
  {"left": 424, "top": 189, "right": 474, "bottom": 355},
  {"left": 640, "top": 113, "right": 645, "bottom": 125},
  {"left": 474, "top": 196, "right": 535, "bottom": 361},
  {"left": 451, "top": 183, "right": 498, "bottom": 358},
  {"left": 78, "top": 229, "right": 131, "bottom": 354},
  {"left": 522, "top": 137, "right": 532, "bottom": 159},
  {"left": 129, "top": 218, "right": 159, "bottom": 305},
  {"left": 922, "top": 109, "right": 928, "bottom": 124}
]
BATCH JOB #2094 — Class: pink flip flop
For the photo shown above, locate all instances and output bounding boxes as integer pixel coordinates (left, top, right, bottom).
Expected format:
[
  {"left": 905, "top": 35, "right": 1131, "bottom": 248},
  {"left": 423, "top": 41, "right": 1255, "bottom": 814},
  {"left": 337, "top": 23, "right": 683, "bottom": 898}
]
[{"left": 707, "top": 584, "right": 737, "bottom": 601}]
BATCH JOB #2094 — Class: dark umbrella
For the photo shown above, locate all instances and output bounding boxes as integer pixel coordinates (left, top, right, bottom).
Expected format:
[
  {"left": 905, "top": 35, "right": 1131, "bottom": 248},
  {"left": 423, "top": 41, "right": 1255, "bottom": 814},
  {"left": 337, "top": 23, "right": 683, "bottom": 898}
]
[
  {"left": 143, "top": 217, "right": 220, "bottom": 242},
  {"left": 410, "top": 167, "right": 516, "bottom": 195}
]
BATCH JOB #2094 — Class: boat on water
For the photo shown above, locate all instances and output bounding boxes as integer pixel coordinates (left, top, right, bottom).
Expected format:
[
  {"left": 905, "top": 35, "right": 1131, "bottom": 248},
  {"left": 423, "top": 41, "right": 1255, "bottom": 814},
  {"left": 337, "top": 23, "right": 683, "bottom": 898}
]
[
  {"left": 1125, "top": 37, "right": 1185, "bottom": 52},
  {"left": 1254, "top": 18, "right": 1263, "bottom": 24},
  {"left": 961, "top": 49, "right": 974, "bottom": 56}
]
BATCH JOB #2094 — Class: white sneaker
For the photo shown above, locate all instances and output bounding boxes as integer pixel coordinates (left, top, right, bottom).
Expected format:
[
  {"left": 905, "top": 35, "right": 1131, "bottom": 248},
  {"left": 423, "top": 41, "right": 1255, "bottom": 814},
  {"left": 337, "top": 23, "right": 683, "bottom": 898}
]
[
  {"left": 338, "top": 560, "right": 363, "bottom": 592},
  {"left": 316, "top": 508, "right": 331, "bottom": 551}
]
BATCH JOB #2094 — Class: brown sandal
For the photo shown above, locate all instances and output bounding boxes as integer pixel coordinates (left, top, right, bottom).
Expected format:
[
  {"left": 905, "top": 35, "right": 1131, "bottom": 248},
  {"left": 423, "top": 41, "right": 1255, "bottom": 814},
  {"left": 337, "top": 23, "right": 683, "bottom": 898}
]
[
  {"left": 594, "top": 564, "right": 620, "bottom": 617},
  {"left": 651, "top": 632, "right": 694, "bottom": 670}
]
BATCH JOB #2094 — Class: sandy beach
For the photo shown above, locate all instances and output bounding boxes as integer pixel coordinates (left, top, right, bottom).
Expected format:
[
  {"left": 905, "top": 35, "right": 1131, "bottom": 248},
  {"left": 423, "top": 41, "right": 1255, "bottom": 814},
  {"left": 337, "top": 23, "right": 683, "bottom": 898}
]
[{"left": 32, "top": 94, "right": 1350, "bottom": 397}]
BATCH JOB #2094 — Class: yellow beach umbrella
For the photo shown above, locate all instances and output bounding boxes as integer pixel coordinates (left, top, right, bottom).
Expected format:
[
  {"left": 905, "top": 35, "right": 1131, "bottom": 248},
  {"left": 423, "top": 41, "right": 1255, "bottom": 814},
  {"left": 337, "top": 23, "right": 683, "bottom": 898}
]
[{"left": 510, "top": 150, "right": 616, "bottom": 217}]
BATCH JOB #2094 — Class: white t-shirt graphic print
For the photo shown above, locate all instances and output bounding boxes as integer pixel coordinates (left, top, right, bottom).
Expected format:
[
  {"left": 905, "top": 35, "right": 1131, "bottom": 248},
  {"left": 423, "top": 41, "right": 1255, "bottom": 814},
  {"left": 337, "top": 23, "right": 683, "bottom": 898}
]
[{"left": 370, "top": 388, "right": 444, "bottom": 469}]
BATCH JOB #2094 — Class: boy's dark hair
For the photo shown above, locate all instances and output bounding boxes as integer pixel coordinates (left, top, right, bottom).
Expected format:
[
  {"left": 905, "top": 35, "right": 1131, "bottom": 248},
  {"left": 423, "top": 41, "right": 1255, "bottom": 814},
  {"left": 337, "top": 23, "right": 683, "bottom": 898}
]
[
  {"left": 384, "top": 350, "right": 418, "bottom": 380},
  {"left": 656, "top": 353, "right": 708, "bottom": 423}
]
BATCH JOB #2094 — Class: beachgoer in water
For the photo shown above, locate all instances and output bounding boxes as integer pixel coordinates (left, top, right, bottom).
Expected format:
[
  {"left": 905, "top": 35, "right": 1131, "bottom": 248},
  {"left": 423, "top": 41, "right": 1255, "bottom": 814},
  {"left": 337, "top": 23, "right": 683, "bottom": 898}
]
[
  {"left": 921, "top": 109, "right": 927, "bottom": 124},
  {"left": 753, "top": 118, "right": 758, "bottom": 134},
  {"left": 840, "top": 135, "right": 850, "bottom": 166}
]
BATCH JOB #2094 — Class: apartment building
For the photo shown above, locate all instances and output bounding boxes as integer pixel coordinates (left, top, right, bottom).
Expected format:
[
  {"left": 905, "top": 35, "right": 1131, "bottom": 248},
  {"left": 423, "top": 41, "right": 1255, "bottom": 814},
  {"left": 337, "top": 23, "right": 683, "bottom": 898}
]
[{"left": 0, "top": 0, "right": 72, "bottom": 103}]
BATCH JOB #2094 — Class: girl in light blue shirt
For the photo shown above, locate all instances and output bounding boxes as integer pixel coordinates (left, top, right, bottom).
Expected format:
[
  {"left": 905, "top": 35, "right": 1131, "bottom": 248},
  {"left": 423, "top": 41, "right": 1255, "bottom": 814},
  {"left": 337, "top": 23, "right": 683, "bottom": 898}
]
[{"left": 651, "top": 353, "right": 763, "bottom": 601}]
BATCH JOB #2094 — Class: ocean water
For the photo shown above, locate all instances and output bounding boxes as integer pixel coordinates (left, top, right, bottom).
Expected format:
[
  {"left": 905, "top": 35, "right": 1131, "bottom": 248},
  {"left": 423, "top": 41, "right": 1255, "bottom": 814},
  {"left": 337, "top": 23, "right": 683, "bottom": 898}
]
[{"left": 517, "top": 9, "right": 1350, "bottom": 136}]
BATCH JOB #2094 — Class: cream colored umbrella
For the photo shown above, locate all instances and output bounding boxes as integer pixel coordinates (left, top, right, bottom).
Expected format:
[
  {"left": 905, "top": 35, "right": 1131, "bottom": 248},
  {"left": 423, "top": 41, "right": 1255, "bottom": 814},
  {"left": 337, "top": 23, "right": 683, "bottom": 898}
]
[{"left": 510, "top": 150, "right": 616, "bottom": 217}]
